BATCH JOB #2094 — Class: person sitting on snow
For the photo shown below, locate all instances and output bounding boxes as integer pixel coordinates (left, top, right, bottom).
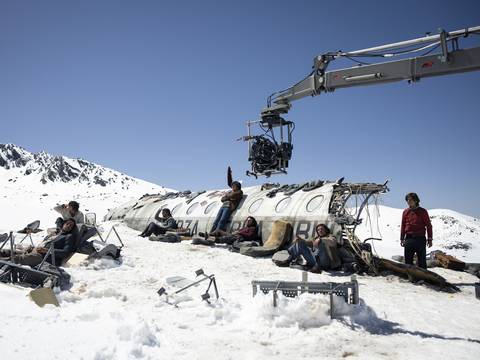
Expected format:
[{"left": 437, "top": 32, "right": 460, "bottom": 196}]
[
  {"left": 206, "top": 216, "right": 260, "bottom": 245},
  {"left": 0, "top": 218, "right": 78, "bottom": 267},
  {"left": 286, "top": 224, "right": 341, "bottom": 273},
  {"left": 138, "top": 208, "right": 177, "bottom": 238},
  {"left": 54, "top": 200, "right": 84, "bottom": 229},
  {"left": 209, "top": 166, "right": 243, "bottom": 236}
]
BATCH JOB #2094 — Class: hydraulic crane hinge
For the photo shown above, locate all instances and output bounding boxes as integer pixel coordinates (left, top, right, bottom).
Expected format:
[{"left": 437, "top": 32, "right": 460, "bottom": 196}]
[{"left": 438, "top": 29, "right": 450, "bottom": 63}]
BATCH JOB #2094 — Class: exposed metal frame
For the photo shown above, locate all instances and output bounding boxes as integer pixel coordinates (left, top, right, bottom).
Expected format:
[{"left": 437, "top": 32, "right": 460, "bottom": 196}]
[
  {"left": 252, "top": 275, "right": 359, "bottom": 318},
  {"left": 158, "top": 268, "right": 219, "bottom": 305}
]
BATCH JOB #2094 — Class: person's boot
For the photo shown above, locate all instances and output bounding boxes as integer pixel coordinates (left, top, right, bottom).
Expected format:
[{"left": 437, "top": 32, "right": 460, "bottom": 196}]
[
  {"left": 198, "top": 232, "right": 209, "bottom": 240},
  {"left": 214, "top": 237, "right": 226, "bottom": 244},
  {"left": 309, "top": 265, "right": 323, "bottom": 274}
]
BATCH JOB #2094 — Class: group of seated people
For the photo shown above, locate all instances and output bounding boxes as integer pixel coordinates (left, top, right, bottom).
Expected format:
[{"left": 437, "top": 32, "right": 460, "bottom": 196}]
[
  {"left": 136, "top": 169, "right": 358, "bottom": 272},
  {"left": 0, "top": 201, "right": 95, "bottom": 268},
  {"left": 139, "top": 168, "right": 249, "bottom": 244},
  {"left": 138, "top": 208, "right": 357, "bottom": 273}
]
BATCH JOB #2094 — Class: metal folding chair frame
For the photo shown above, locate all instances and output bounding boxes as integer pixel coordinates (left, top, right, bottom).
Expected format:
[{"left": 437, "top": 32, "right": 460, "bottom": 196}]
[
  {"left": 85, "top": 213, "right": 124, "bottom": 248},
  {"left": 158, "top": 269, "right": 219, "bottom": 305},
  {"left": 251, "top": 275, "right": 359, "bottom": 318},
  {"left": 0, "top": 232, "right": 61, "bottom": 288}
]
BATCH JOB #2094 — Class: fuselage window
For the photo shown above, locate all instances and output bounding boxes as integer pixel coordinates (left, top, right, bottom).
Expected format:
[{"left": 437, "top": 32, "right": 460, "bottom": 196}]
[
  {"left": 275, "top": 197, "right": 292, "bottom": 213},
  {"left": 187, "top": 202, "right": 200, "bottom": 215},
  {"left": 306, "top": 195, "right": 325, "bottom": 212},
  {"left": 172, "top": 203, "right": 183, "bottom": 215},
  {"left": 204, "top": 202, "right": 218, "bottom": 215},
  {"left": 249, "top": 198, "right": 264, "bottom": 214}
]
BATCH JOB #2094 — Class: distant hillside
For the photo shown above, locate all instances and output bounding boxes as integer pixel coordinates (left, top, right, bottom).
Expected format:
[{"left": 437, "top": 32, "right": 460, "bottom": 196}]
[{"left": 0, "top": 143, "right": 171, "bottom": 228}]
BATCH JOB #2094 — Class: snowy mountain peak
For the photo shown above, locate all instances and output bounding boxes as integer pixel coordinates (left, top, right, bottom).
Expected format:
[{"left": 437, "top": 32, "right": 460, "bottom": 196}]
[
  {"left": 0, "top": 144, "right": 169, "bottom": 228},
  {"left": 0, "top": 143, "right": 33, "bottom": 169},
  {"left": 0, "top": 143, "right": 163, "bottom": 191}
]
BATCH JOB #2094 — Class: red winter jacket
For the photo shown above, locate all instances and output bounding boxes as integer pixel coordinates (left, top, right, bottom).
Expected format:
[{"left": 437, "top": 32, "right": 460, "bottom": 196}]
[
  {"left": 400, "top": 207, "right": 433, "bottom": 240},
  {"left": 237, "top": 226, "right": 258, "bottom": 241}
]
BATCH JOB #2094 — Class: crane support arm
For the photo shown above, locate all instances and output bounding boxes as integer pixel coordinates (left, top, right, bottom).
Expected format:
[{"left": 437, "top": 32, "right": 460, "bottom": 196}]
[{"left": 264, "top": 26, "right": 480, "bottom": 117}]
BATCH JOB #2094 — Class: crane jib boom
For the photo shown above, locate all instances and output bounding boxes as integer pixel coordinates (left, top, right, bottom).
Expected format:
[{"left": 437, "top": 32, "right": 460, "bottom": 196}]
[
  {"left": 271, "top": 46, "right": 480, "bottom": 105},
  {"left": 245, "top": 26, "right": 480, "bottom": 178},
  {"left": 265, "top": 26, "right": 480, "bottom": 113}
]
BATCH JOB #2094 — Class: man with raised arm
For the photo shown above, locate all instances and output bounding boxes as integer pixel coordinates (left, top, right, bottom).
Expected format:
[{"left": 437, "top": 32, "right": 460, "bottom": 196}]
[
  {"left": 54, "top": 200, "right": 85, "bottom": 229},
  {"left": 210, "top": 167, "right": 243, "bottom": 236}
]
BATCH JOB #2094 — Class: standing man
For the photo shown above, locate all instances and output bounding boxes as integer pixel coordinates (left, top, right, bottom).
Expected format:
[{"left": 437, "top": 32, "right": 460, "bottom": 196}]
[
  {"left": 400, "top": 192, "right": 433, "bottom": 269},
  {"left": 54, "top": 201, "right": 85, "bottom": 229}
]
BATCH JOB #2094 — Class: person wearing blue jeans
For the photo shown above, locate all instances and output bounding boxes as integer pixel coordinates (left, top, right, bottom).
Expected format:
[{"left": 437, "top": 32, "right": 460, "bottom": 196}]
[
  {"left": 209, "top": 167, "right": 243, "bottom": 235},
  {"left": 210, "top": 206, "right": 232, "bottom": 234},
  {"left": 288, "top": 240, "right": 317, "bottom": 267},
  {"left": 287, "top": 224, "right": 341, "bottom": 272}
]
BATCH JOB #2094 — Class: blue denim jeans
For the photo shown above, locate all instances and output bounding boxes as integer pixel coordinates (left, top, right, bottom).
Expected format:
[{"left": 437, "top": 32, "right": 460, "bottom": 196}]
[
  {"left": 287, "top": 241, "right": 317, "bottom": 267},
  {"left": 288, "top": 240, "right": 331, "bottom": 269},
  {"left": 211, "top": 206, "right": 232, "bottom": 232}
]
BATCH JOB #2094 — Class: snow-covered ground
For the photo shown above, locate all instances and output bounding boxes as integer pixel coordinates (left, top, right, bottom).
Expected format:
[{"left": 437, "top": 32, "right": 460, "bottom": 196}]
[
  {"left": 1, "top": 144, "right": 479, "bottom": 360},
  {"left": 1, "top": 223, "right": 479, "bottom": 360}
]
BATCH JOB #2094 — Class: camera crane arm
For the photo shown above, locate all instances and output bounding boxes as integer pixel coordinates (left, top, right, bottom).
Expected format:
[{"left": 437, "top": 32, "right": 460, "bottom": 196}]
[
  {"left": 245, "top": 26, "right": 480, "bottom": 177},
  {"left": 262, "top": 26, "right": 480, "bottom": 118}
]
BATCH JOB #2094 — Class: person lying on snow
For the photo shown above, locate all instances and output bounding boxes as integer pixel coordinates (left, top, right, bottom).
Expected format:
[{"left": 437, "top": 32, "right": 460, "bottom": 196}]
[
  {"left": 286, "top": 224, "right": 342, "bottom": 273},
  {"left": 209, "top": 166, "right": 243, "bottom": 236},
  {"left": 138, "top": 208, "right": 177, "bottom": 238},
  {"left": 209, "top": 216, "right": 260, "bottom": 245},
  {"left": 0, "top": 219, "right": 78, "bottom": 267},
  {"left": 54, "top": 200, "right": 84, "bottom": 229}
]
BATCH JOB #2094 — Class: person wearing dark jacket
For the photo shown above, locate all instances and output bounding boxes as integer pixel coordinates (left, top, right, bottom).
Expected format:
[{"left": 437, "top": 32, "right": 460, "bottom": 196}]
[
  {"left": 139, "top": 208, "right": 177, "bottom": 238},
  {"left": 210, "top": 167, "right": 243, "bottom": 235},
  {"left": 214, "top": 216, "right": 259, "bottom": 245},
  {"left": 0, "top": 219, "right": 78, "bottom": 267},
  {"left": 401, "top": 192, "right": 433, "bottom": 269}
]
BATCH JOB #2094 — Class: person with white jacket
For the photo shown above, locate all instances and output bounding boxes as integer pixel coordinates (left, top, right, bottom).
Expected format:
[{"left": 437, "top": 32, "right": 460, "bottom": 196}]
[{"left": 54, "top": 200, "right": 85, "bottom": 229}]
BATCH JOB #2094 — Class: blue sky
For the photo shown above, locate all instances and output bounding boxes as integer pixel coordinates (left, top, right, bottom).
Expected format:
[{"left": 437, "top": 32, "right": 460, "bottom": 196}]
[{"left": 2, "top": 0, "right": 480, "bottom": 216}]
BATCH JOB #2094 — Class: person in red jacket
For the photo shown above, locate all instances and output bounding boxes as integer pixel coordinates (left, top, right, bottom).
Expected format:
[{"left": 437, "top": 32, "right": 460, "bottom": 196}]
[
  {"left": 400, "top": 192, "right": 433, "bottom": 269},
  {"left": 214, "top": 216, "right": 259, "bottom": 245}
]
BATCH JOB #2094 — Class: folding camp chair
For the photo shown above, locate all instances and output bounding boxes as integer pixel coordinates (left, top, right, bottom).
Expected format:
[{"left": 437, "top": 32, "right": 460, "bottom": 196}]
[
  {"left": 63, "top": 218, "right": 124, "bottom": 266},
  {"left": 18, "top": 220, "right": 41, "bottom": 246},
  {"left": 0, "top": 231, "right": 70, "bottom": 292},
  {"left": 84, "top": 213, "right": 124, "bottom": 248},
  {"left": 84, "top": 213, "right": 97, "bottom": 226}
]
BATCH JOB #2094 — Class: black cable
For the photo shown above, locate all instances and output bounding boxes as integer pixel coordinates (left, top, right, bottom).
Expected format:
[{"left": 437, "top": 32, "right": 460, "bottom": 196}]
[
  {"left": 344, "top": 56, "right": 372, "bottom": 66},
  {"left": 268, "top": 70, "right": 314, "bottom": 106}
]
